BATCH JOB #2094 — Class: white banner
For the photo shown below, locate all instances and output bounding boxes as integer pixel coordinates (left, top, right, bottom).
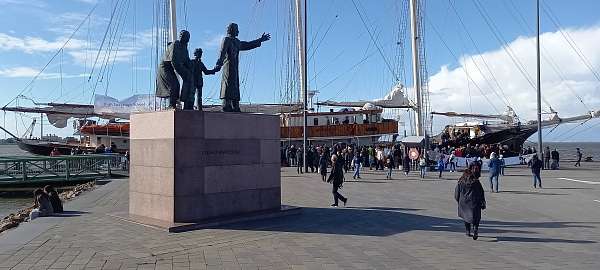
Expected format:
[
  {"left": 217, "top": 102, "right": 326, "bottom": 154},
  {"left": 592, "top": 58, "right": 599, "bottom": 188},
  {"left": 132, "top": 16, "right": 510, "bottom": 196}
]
[
  {"left": 450, "top": 154, "right": 535, "bottom": 171},
  {"left": 94, "top": 94, "right": 157, "bottom": 116}
]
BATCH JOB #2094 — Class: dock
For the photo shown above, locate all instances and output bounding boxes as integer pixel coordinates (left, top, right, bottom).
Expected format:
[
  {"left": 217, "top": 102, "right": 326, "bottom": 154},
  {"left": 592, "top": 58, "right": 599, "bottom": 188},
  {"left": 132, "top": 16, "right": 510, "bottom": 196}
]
[
  {"left": 0, "top": 155, "right": 128, "bottom": 191},
  {"left": 0, "top": 164, "right": 599, "bottom": 269}
]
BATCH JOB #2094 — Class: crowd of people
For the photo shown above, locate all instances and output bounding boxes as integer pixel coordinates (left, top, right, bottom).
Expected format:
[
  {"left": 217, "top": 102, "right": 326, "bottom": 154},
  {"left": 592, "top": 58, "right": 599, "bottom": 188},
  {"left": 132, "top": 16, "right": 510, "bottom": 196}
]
[{"left": 281, "top": 142, "right": 589, "bottom": 240}]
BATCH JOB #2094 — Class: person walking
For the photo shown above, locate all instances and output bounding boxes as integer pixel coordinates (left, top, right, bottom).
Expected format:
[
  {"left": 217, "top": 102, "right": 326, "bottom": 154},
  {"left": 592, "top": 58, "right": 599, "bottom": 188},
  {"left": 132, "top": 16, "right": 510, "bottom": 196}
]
[
  {"left": 531, "top": 154, "right": 543, "bottom": 188},
  {"left": 385, "top": 157, "right": 393, "bottom": 179},
  {"left": 454, "top": 169, "right": 486, "bottom": 240},
  {"left": 402, "top": 154, "right": 411, "bottom": 176},
  {"left": 487, "top": 152, "right": 502, "bottom": 193},
  {"left": 418, "top": 155, "right": 427, "bottom": 178},
  {"left": 327, "top": 155, "right": 347, "bottom": 207},
  {"left": 575, "top": 148, "right": 582, "bottom": 167},
  {"left": 437, "top": 155, "right": 445, "bottom": 178},
  {"left": 319, "top": 152, "right": 328, "bottom": 181},
  {"left": 368, "top": 146, "right": 375, "bottom": 170},
  {"left": 352, "top": 153, "right": 362, "bottom": 179},
  {"left": 296, "top": 150, "right": 303, "bottom": 174},
  {"left": 448, "top": 151, "right": 456, "bottom": 172}
]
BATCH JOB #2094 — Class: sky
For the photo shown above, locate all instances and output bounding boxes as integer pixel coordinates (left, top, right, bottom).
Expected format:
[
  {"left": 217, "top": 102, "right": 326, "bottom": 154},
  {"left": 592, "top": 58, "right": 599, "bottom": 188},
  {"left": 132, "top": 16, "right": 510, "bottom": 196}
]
[{"left": 0, "top": 0, "right": 599, "bottom": 142}]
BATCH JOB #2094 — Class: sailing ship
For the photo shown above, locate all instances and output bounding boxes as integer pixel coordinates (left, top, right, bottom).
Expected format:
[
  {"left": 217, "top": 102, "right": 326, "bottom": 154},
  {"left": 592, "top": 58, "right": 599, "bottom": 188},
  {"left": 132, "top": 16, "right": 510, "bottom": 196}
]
[{"left": 431, "top": 108, "right": 600, "bottom": 154}]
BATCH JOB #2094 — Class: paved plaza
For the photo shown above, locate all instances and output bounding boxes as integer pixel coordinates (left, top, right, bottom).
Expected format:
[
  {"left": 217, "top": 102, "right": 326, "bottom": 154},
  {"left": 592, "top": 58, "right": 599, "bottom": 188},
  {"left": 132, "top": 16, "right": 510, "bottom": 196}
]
[{"left": 1, "top": 163, "right": 599, "bottom": 270}]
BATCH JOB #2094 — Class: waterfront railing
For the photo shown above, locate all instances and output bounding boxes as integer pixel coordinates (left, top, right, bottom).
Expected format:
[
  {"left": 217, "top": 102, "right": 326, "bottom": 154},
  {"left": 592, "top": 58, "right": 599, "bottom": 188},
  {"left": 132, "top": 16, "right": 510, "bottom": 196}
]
[{"left": 0, "top": 154, "right": 129, "bottom": 184}]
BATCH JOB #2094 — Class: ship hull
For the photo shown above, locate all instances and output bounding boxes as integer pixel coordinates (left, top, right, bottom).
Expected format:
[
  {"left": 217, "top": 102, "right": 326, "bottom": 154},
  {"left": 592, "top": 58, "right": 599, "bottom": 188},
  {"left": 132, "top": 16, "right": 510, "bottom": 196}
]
[
  {"left": 17, "top": 140, "right": 74, "bottom": 156},
  {"left": 435, "top": 125, "right": 538, "bottom": 155}
]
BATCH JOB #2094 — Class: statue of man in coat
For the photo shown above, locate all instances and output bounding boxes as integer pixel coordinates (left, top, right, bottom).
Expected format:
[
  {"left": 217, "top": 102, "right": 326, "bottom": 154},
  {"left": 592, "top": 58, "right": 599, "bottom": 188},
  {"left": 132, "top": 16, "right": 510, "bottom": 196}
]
[
  {"left": 215, "top": 23, "right": 270, "bottom": 112},
  {"left": 155, "top": 30, "right": 193, "bottom": 109}
]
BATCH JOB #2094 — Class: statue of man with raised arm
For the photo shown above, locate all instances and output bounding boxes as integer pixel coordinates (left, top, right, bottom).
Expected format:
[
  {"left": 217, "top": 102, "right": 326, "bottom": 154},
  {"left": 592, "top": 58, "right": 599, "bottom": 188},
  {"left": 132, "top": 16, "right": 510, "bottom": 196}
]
[{"left": 215, "top": 23, "right": 270, "bottom": 112}]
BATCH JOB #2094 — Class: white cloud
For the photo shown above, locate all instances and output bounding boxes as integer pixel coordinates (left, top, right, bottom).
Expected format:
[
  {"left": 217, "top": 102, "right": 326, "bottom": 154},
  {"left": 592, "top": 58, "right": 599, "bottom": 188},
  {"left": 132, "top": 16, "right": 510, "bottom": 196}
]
[
  {"left": 425, "top": 25, "right": 600, "bottom": 130},
  {"left": 0, "top": 66, "right": 88, "bottom": 80},
  {"left": 0, "top": 33, "right": 86, "bottom": 54},
  {"left": 0, "top": 0, "right": 46, "bottom": 8},
  {"left": 200, "top": 34, "right": 225, "bottom": 49},
  {"left": 73, "top": 0, "right": 98, "bottom": 4}
]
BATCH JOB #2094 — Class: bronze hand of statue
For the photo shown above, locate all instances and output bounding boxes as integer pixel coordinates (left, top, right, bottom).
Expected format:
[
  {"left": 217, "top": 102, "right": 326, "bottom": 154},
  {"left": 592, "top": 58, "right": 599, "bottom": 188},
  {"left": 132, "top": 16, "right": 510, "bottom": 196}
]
[
  {"left": 260, "top": 32, "right": 271, "bottom": 42},
  {"left": 213, "top": 65, "right": 222, "bottom": 72}
]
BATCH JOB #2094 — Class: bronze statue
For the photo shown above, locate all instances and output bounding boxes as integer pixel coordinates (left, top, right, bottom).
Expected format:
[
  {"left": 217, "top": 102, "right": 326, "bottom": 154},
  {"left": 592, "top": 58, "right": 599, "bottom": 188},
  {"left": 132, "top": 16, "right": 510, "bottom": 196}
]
[
  {"left": 156, "top": 30, "right": 193, "bottom": 109},
  {"left": 189, "top": 48, "right": 220, "bottom": 110},
  {"left": 155, "top": 41, "right": 179, "bottom": 109},
  {"left": 215, "top": 23, "right": 271, "bottom": 112}
]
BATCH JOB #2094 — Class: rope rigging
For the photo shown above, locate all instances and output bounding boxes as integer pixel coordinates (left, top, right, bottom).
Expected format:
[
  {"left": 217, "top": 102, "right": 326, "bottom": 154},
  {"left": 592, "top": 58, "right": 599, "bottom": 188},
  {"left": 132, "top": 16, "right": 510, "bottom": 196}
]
[
  {"left": 426, "top": 16, "right": 502, "bottom": 115},
  {"left": 350, "top": 0, "right": 400, "bottom": 82},
  {"left": 541, "top": 2, "right": 600, "bottom": 92},
  {"left": 447, "top": 0, "right": 516, "bottom": 113},
  {"left": 471, "top": 0, "right": 554, "bottom": 111},
  {"left": 2, "top": 2, "right": 99, "bottom": 109},
  {"left": 504, "top": 0, "right": 591, "bottom": 112}
]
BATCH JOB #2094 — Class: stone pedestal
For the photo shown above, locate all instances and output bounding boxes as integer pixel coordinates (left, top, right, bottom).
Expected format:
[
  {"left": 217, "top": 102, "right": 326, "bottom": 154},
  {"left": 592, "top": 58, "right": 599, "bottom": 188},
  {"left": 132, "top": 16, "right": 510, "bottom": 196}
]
[{"left": 128, "top": 110, "right": 282, "bottom": 225}]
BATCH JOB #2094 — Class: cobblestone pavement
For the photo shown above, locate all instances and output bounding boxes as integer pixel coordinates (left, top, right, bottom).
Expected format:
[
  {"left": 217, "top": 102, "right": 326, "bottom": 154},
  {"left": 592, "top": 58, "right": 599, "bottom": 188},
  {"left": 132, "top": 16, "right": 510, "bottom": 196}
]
[{"left": 1, "top": 164, "right": 599, "bottom": 270}]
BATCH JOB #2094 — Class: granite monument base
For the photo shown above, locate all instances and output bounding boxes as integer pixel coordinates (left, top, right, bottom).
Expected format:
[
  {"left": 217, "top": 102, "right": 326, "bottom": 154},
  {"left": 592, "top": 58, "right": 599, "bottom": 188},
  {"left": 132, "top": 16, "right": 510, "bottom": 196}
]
[{"left": 128, "top": 110, "right": 285, "bottom": 229}]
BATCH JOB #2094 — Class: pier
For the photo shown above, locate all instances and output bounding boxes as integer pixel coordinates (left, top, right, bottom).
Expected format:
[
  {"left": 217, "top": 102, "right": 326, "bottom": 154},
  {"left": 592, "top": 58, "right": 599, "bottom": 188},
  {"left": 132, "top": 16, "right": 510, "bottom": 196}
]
[
  {"left": 0, "top": 155, "right": 128, "bottom": 189},
  {"left": 0, "top": 164, "right": 599, "bottom": 269}
]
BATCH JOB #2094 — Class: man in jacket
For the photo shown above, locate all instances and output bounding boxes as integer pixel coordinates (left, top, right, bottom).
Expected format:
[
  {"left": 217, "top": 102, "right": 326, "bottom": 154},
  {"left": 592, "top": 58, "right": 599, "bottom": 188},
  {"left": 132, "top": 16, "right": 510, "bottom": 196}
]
[
  {"left": 487, "top": 152, "right": 502, "bottom": 192},
  {"left": 215, "top": 23, "right": 270, "bottom": 112}
]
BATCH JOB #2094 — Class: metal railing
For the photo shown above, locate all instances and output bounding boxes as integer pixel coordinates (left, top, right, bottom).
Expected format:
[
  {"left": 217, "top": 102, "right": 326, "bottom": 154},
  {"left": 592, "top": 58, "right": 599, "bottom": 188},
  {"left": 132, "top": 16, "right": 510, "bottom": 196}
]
[{"left": 0, "top": 154, "right": 129, "bottom": 184}]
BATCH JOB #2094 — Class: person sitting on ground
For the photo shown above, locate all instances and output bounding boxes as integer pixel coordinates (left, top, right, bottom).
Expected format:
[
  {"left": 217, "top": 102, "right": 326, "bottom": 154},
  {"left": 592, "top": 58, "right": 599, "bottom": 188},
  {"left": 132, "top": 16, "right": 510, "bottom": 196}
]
[
  {"left": 44, "top": 185, "right": 63, "bottom": 213},
  {"left": 454, "top": 168, "right": 486, "bottom": 240},
  {"left": 30, "top": 188, "right": 54, "bottom": 220}
]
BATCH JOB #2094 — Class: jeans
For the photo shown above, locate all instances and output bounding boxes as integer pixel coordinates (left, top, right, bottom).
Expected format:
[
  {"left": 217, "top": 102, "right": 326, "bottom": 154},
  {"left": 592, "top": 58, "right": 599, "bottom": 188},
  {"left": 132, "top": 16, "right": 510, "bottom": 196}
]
[
  {"left": 449, "top": 162, "right": 456, "bottom": 172},
  {"left": 353, "top": 163, "right": 361, "bottom": 179},
  {"left": 489, "top": 174, "right": 499, "bottom": 192},
  {"left": 332, "top": 184, "right": 346, "bottom": 205},
  {"left": 533, "top": 173, "right": 542, "bottom": 187},
  {"left": 387, "top": 167, "right": 392, "bottom": 179},
  {"left": 420, "top": 166, "right": 426, "bottom": 178}
]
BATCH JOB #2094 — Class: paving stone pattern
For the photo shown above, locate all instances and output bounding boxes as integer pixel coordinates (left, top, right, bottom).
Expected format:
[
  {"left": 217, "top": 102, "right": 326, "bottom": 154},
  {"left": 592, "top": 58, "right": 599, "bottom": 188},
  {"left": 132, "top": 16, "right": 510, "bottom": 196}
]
[{"left": 1, "top": 164, "right": 599, "bottom": 269}]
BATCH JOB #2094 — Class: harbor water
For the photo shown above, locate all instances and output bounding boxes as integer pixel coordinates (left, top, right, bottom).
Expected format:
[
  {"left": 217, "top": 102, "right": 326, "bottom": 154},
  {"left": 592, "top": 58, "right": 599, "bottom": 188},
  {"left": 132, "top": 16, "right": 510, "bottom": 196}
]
[{"left": 0, "top": 144, "right": 37, "bottom": 217}]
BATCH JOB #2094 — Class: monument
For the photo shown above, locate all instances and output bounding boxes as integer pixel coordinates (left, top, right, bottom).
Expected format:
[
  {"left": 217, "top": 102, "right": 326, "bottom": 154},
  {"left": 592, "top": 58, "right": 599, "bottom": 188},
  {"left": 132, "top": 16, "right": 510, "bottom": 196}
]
[
  {"left": 216, "top": 23, "right": 271, "bottom": 112},
  {"left": 129, "top": 27, "right": 294, "bottom": 232}
]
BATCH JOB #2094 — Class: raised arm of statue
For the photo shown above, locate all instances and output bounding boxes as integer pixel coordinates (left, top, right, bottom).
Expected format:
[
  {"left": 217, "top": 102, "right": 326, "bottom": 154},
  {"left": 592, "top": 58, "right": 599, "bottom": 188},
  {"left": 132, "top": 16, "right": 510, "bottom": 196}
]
[{"left": 240, "top": 32, "right": 271, "bottom": 51}]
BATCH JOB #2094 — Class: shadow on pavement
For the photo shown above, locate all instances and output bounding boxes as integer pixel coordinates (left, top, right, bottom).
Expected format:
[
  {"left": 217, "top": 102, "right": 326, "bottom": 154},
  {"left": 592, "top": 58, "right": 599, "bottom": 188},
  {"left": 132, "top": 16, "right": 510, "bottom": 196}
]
[
  {"left": 211, "top": 207, "right": 598, "bottom": 244},
  {"left": 491, "top": 236, "right": 596, "bottom": 243},
  {"left": 53, "top": 210, "right": 89, "bottom": 217},
  {"left": 499, "top": 190, "right": 566, "bottom": 195}
]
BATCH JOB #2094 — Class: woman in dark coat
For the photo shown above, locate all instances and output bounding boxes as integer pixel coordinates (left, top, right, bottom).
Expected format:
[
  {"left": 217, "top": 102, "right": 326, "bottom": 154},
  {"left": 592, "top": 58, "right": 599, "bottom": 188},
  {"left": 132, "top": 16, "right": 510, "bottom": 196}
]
[
  {"left": 327, "top": 155, "right": 347, "bottom": 207},
  {"left": 454, "top": 169, "right": 486, "bottom": 240}
]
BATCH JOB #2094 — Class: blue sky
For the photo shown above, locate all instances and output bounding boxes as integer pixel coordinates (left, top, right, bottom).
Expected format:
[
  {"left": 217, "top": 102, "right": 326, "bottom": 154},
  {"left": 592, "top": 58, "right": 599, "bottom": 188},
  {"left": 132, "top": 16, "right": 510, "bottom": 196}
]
[{"left": 0, "top": 0, "right": 599, "bottom": 142}]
